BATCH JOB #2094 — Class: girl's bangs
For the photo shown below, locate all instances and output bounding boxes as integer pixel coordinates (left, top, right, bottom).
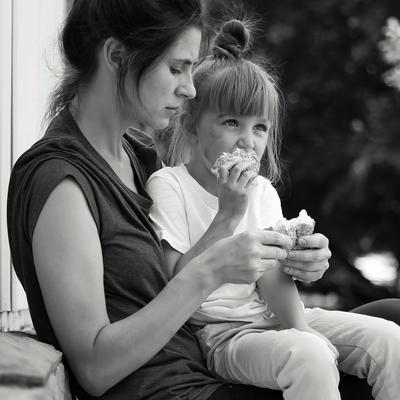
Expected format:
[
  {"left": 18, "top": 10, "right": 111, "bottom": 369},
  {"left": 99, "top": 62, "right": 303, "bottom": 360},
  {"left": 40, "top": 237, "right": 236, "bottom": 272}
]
[{"left": 202, "top": 64, "right": 276, "bottom": 118}]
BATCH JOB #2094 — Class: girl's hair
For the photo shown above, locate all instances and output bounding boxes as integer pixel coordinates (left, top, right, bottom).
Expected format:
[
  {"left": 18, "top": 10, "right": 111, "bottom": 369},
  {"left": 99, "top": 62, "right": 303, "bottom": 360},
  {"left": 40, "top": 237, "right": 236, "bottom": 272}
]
[
  {"left": 168, "top": 19, "right": 282, "bottom": 184},
  {"left": 46, "top": 0, "right": 203, "bottom": 120}
]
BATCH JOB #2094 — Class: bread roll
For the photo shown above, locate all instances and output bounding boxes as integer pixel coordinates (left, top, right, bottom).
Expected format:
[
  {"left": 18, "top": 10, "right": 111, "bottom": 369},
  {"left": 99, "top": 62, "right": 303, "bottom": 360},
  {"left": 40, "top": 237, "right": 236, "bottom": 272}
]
[
  {"left": 212, "top": 148, "right": 260, "bottom": 175},
  {"left": 273, "top": 209, "right": 315, "bottom": 250}
]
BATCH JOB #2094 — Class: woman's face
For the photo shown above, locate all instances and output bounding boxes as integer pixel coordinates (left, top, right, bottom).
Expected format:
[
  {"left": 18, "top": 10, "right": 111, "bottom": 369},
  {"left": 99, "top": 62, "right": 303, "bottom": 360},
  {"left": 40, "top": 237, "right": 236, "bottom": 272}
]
[{"left": 131, "top": 26, "right": 201, "bottom": 130}]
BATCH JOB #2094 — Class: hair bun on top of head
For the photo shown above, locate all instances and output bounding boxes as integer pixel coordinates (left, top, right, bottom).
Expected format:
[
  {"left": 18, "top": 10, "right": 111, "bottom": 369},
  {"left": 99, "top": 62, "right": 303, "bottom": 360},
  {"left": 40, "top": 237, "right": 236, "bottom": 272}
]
[{"left": 212, "top": 19, "right": 251, "bottom": 60}]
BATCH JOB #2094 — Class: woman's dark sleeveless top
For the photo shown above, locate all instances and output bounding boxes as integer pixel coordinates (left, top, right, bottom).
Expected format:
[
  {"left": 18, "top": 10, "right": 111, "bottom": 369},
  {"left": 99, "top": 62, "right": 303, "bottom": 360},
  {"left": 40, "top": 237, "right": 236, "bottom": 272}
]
[{"left": 7, "top": 109, "right": 221, "bottom": 400}]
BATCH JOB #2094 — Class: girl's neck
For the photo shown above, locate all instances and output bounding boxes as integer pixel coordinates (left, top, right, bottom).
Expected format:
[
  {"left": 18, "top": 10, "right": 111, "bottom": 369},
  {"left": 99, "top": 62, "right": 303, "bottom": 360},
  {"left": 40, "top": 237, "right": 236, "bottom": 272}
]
[{"left": 186, "top": 159, "right": 218, "bottom": 196}]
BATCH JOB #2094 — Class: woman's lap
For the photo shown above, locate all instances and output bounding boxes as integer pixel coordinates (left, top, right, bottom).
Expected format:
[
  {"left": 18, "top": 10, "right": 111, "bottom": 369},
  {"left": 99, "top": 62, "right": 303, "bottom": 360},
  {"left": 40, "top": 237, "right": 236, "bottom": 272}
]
[
  {"left": 208, "top": 384, "right": 283, "bottom": 400},
  {"left": 209, "top": 376, "right": 373, "bottom": 400},
  {"left": 351, "top": 298, "right": 400, "bottom": 325},
  {"left": 208, "top": 298, "right": 400, "bottom": 400}
]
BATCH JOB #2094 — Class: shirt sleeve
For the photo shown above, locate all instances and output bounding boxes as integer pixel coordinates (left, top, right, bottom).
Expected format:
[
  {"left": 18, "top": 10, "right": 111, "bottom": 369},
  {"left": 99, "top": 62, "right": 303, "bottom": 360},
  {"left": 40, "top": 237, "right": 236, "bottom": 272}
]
[
  {"left": 146, "top": 172, "right": 191, "bottom": 254},
  {"left": 259, "top": 178, "right": 284, "bottom": 229}
]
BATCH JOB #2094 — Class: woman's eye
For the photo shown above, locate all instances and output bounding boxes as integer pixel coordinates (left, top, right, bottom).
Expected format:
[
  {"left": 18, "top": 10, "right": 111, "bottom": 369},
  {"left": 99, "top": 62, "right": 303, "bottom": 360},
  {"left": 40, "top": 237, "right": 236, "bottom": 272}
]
[
  {"left": 254, "top": 124, "right": 268, "bottom": 132},
  {"left": 170, "top": 67, "right": 181, "bottom": 75},
  {"left": 223, "top": 119, "right": 238, "bottom": 127}
]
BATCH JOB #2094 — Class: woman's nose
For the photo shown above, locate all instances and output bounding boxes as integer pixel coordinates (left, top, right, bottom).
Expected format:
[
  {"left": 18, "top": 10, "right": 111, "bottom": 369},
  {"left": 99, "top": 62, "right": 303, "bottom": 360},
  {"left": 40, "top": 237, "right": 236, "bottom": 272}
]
[{"left": 176, "top": 74, "right": 196, "bottom": 99}]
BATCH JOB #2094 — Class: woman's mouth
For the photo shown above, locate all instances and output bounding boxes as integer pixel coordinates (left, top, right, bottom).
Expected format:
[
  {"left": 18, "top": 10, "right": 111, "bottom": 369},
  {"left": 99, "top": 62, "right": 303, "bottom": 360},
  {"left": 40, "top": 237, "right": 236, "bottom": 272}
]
[{"left": 165, "top": 106, "right": 179, "bottom": 116}]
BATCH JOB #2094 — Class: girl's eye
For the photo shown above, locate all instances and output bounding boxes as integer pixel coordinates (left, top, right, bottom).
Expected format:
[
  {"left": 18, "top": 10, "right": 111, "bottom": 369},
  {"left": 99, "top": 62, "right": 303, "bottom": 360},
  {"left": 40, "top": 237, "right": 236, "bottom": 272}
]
[
  {"left": 170, "top": 67, "right": 181, "bottom": 75},
  {"left": 223, "top": 119, "right": 239, "bottom": 127},
  {"left": 254, "top": 124, "right": 268, "bottom": 132}
]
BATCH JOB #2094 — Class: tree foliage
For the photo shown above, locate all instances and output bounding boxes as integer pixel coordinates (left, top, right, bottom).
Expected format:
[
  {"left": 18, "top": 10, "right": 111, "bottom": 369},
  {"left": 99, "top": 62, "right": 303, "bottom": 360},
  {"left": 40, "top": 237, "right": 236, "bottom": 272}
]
[{"left": 205, "top": 0, "right": 400, "bottom": 309}]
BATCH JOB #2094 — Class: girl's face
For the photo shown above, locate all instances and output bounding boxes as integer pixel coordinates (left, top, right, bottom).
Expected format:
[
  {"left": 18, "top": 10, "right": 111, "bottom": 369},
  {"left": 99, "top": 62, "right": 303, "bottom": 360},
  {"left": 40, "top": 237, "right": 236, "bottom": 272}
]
[
  {"left": 190, "top": 109, "right": 270, "bottom": 172},
  {"left": 129, "top": 26, "right": 201, "bottom": 130}
]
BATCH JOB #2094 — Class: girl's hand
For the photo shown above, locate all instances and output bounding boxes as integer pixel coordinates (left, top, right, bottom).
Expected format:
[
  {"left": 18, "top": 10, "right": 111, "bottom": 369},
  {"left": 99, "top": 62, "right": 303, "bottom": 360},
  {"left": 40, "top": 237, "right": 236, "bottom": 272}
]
[
  {"left": 280, "top": 233, "right": 332, "bottom": 283},
  {"left": 215, "top": 160, "right": 258, "bottom": 221},
  {"left": 199, "top": 229, "right": 292, "bottom": 288}
]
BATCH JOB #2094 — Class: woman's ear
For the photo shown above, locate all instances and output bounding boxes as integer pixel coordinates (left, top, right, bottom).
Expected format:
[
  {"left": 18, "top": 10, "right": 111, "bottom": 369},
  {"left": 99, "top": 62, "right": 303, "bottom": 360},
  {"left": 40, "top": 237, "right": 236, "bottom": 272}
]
[{"left": 103, "top": 37, "right": 126, "bottom": 74}]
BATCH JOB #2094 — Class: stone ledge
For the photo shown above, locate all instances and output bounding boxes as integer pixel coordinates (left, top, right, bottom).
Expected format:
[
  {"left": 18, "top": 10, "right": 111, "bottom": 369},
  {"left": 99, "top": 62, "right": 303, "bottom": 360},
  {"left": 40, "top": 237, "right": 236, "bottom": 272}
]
[{"left": 0, "top": 331, "right": 73, "bottom": 400}]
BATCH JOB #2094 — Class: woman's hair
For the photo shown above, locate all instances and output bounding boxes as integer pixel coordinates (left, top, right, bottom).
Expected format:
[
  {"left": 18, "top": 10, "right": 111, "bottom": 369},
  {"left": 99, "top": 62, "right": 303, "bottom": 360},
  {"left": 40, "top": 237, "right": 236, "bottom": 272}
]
[
  {"left": 46, "top": 0, "right": 203, "bottom": 119},
  {"left": 168, "top": 19, "right": 283, "bottom": 184}
]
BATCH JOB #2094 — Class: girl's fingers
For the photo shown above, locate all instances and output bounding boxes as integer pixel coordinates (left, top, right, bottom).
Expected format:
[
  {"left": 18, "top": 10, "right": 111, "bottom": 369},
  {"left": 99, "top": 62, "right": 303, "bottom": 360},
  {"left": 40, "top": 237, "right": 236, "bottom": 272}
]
[
  {"left": 217, "top": 165, "right": 229, "bottom": 184},
  {"left": 215, "top": 160, "right": 258, "bottom": 190},
  {"left": 243, "top": 176, "right": 258, "bottom": 192},
  {"left": 226, "top": 161, "right": 246, "bottom": 183},
  {"left": 226, "top": 161, "right": 256, "bottom": 184},
  {"left": 239, "top": 171, "right": 258, "bottom": 190},
  {"left": 213, "top": 159, "right": 238, "bottom": 179}
]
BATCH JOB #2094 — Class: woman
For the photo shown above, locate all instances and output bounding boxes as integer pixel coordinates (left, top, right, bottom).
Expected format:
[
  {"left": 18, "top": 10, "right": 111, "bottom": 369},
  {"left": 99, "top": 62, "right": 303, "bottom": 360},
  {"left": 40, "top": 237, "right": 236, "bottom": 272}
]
[{"left": 6, "top": 1, "right": 399, "bottom": 399}]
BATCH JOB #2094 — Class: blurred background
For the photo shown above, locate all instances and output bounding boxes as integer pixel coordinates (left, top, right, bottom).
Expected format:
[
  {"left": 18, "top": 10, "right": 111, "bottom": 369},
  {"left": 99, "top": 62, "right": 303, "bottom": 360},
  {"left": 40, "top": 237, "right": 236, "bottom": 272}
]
[{"left": 202, "top": 0, "right": 400, "bottom": 311}]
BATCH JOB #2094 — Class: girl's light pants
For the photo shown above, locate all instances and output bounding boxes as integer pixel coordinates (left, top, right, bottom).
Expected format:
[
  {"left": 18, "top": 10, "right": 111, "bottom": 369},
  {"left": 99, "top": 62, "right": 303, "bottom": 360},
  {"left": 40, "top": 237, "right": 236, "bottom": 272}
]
[{"left": 195, "top": 308, "right": 400, "bottom": 400}]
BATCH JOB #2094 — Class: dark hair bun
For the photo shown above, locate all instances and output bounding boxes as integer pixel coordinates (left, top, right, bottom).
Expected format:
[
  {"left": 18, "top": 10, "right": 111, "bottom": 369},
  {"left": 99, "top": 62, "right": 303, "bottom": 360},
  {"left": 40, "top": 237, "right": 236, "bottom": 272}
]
[{"left": 213, "top": 19, "right": 251, "bottom": 59}]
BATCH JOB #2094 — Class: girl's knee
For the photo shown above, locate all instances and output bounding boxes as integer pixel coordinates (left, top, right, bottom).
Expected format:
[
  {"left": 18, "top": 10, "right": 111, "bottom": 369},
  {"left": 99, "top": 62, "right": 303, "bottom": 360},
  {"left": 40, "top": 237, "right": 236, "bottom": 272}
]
[
  {"left": 377, "top": 319, "right": 400, "bottom": 337},
  {"left": 361, "top": 319, "right": 400, "bottom": 350},
  {"left": 277, "top": 330, "right": 338, "bottom": 372},
  {"left": 373, "top": 320, "right": 400, "bottom": 359},
  {"left": 274, "top": 331, "right": 339, "bottom": 389}
]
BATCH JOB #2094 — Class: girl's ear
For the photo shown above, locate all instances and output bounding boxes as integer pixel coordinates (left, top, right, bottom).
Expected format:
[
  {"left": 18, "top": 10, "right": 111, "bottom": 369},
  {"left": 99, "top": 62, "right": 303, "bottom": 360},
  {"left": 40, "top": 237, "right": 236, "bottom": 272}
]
[{"left": 103, "top": 37, "right": 126, "bottom": 74}]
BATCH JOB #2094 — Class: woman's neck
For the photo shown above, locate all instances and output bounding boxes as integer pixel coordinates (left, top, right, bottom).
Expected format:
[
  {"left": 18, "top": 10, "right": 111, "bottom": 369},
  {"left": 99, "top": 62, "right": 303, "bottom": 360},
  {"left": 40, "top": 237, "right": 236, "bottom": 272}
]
[
  {"left": 71, "top": 77, "right": 130, "bottom": 161},
  {"left": 70, "top": 87, "right": 140, "bottom": 193}
]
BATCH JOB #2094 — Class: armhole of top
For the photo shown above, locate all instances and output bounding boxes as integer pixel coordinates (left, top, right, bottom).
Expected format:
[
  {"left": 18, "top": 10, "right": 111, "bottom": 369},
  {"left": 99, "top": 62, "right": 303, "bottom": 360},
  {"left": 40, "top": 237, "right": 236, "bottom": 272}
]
[{"left": 28, "top": 161, "right": 100, "bottom": 241}]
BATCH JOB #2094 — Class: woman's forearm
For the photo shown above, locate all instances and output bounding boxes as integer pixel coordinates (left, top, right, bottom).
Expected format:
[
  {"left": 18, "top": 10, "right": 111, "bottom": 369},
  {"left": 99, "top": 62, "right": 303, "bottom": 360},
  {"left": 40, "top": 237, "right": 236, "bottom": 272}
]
[
  {"left": 81, "top": 259, "right": 215, "bottom": 395},
  {"left": 174, "top": 211, "right": 240, "bottom": 275}
]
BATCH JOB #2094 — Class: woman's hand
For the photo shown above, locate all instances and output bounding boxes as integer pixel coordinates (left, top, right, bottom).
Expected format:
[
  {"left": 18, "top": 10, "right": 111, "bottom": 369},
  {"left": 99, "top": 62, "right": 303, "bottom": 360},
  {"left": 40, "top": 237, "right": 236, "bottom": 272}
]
[
  {"left": 215, "top": 160, "right": 258, "bottom": 221},
  {"left": 280, "top": 233, "right": 331, "bottom": 283},
  {"left": 198, "top": 229, "right": 292, "bottom": 289}
]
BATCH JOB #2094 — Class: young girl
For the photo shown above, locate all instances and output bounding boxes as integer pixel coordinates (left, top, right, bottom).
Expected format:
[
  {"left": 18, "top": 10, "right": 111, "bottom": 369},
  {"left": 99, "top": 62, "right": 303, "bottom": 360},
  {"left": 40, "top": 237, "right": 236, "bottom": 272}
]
[{"left": 146, "top": 19, "right": 400, "bottom": 400}]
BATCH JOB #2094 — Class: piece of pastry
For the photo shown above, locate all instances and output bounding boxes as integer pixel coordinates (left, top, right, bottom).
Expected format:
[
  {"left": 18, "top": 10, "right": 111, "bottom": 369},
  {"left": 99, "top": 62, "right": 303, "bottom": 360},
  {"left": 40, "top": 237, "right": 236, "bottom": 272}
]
[
  {"left": 273, "top": 209, "right": 315, "bottom": 250},
  {"left": 211, "top": 148, "right": 260, "bottom": 175}
]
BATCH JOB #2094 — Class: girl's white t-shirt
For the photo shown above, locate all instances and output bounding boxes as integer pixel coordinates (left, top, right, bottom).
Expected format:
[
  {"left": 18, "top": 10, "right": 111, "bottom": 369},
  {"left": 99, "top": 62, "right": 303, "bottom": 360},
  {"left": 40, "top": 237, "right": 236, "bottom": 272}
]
[{"left": 146, "top": 164, "right": 283, "bottom": 325}]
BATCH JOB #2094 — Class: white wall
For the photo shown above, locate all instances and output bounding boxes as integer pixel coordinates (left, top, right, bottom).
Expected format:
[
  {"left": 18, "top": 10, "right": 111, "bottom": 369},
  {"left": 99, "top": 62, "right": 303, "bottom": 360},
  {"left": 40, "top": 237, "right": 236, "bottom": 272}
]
[
  {"left": 0, "top": 0, "right": 66, "bottom": 320},
  {"left": 0, "top": 0, "right": 13, "bottom": 314}
]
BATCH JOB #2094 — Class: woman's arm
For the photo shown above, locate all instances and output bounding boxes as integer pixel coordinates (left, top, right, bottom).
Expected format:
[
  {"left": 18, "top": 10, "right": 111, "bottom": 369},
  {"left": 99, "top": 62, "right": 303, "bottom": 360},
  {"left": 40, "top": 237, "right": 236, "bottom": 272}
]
[
  {"left": 33, "top": 178, "right": 288, "bottom": 396},
  {"left": 32, "top": 178, "right": 215, "bottom": 395},
  {"left": 171, "top": 211, "right": 244, "bottom": 276}
]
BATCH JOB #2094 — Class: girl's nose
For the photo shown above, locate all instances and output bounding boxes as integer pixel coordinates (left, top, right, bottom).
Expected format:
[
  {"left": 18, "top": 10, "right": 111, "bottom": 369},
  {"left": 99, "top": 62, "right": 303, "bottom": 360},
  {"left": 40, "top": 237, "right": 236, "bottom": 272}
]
[{"left": 237, "top": 131, "right": 255, "bottom": 149}]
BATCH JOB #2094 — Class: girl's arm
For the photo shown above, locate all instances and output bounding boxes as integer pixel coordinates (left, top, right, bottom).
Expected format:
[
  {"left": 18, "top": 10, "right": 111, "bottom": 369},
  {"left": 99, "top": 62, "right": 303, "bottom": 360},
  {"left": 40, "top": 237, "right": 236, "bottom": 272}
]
[
  {"left": 257, "top": 186, "right": 307, "bottom": 329},
  {"left": 256, "top": 267, "right": 306, "bottom": 329},
  {"left": 33, "top": 178, "right": 287, "bottom": 396},
  {"left": 257, "top": 270, "right": 337, "bottom": 355}
]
